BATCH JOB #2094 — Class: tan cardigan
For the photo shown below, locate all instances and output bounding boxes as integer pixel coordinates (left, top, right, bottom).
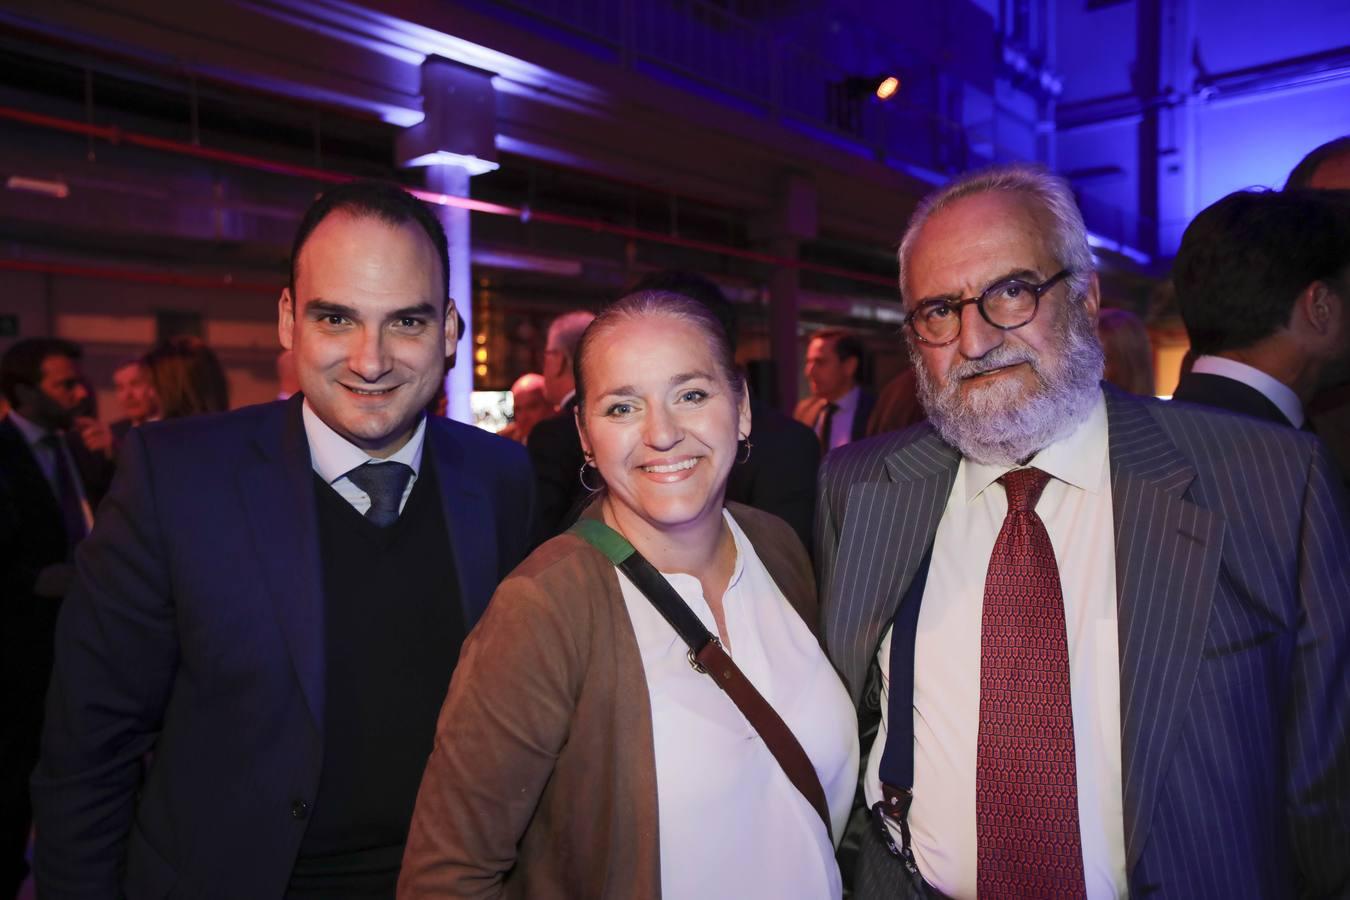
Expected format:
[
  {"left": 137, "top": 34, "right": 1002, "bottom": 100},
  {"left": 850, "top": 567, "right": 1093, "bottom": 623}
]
[{"left": 398, "top": 502, "right": 818, "bottom": 899}]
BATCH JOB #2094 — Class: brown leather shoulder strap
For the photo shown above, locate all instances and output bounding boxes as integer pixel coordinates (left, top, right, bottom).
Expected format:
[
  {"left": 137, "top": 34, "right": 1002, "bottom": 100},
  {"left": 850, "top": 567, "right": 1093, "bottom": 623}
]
[
  {"left": 692, "top": 639, "right": 834, "bottom": 841},
  {"left": 569, "top": 518, "right": 833, "bottom": 842}
]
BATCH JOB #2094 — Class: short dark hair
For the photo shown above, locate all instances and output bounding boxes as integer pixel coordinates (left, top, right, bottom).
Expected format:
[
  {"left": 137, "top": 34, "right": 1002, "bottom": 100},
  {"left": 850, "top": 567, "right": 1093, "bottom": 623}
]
[
  {"left": 810, "top": 328, "right": 864, "bottom": 368},
  {"left": 629, "top": 270, "right": 738, "bottom": 352},
  {"left": 1286, "top": 136, "right": 1350, "bottom": 189},
  {"left": 289, "top": 180, "right": 450, "bottom": 308},
  {"left": 1173, "top": 189, "right": 1350, "bottom": 354},
  {"left": 1, "top": 337, "right": 82, "bottom": 406}
]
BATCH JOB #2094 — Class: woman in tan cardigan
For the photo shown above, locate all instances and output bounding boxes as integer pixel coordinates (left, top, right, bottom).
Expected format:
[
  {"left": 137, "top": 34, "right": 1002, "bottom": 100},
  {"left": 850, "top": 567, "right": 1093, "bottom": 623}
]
[{"left": 399, "top": 291, "right": 858, "bottom": 899}]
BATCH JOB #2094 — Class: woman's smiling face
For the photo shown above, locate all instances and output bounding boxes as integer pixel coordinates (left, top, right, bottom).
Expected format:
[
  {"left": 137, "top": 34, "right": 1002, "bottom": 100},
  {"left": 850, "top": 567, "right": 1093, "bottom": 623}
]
[{"left": 577, "top": 312, "right": 749, "bottom": 539}]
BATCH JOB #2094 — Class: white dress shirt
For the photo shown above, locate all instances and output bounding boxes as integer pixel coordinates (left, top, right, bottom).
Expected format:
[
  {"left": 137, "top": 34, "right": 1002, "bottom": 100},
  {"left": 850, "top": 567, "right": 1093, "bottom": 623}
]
[
  {"left": 618, "top": 510, "right": 859, "bottom": 899},
  {"left": 819, "top": 385, "right": 861, "bottom": 450},
  {"left": 301, "top": 401, "right": 426, "bottom": 516},
  {"left": 864, "top": 393, "right": 1127, "bottom": 899},
  {"left": 1190, "top": 355, "right": 1304, "bottom": 427},
  {"left": 7, "top": 410, "right": 94, "bottom": 531}
]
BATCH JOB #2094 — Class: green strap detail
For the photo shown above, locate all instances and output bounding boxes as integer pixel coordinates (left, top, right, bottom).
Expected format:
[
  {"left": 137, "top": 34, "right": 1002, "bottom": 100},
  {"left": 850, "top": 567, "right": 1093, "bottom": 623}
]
[{"left": 568, "top": 518, "right": 635, "bottom": 565}]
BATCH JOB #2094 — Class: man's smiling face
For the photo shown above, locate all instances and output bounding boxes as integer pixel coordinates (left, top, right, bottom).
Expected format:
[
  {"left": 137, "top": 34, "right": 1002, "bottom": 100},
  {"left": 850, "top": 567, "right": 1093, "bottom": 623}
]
[{"left": 279, "top": 211, "right": 454, "bottom": 459}]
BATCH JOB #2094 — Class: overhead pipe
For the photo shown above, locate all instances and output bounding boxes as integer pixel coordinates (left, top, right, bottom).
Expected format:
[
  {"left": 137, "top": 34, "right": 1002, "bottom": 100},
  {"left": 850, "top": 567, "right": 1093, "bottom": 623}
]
[
  {"left": 0, "top": 105, "right": 898, "bottom": 290},
  {"left": 0, "top": 258, "right": 278, "bottom": 293}
]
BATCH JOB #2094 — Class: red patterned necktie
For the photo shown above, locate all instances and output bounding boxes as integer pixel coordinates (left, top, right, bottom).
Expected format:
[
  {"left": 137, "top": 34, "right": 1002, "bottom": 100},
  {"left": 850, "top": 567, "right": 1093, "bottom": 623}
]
[{"left": 976, "top": 467, "right": 1086, "bottom": 899}]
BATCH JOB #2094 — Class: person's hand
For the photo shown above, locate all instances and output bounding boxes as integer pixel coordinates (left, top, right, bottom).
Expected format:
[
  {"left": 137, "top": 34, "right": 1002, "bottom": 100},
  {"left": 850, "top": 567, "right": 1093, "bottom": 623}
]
[
  {"left": 33, "top": 562, "right": 75, "bottom": 598},
  {"left": 75, "top": 416, "right": 115, "bottom": 458}
]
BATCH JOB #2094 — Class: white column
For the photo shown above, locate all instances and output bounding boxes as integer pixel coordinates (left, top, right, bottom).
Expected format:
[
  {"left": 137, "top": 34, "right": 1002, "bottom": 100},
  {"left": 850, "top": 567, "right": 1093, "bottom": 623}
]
[{"left": 427, "top": 164, "right": 473, "bottom": 424}]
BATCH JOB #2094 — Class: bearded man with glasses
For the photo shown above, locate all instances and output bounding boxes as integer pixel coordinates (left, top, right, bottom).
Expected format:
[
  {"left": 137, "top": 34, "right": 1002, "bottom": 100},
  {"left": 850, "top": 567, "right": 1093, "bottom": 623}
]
[{"left": 817, "top": 164, "right": 1350, "bottom": 900}]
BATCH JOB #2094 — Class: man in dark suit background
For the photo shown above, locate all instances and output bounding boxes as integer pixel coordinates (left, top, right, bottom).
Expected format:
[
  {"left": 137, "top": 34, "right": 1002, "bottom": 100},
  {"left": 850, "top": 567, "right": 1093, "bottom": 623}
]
[
  {"left": 629, "top": 270, "right": 821, "bottom": 548},
  {"left": 33, "top": 181, "right": 535, "bottom": 898},
  {"left": 0, "top": 338, "right": 108, "bottom": 898},
  {"left": 794, "top": 328, "right": 876, "bottom": 453},
  {"left": 819, "top": 165, "right": 1349, "bottom": 898},
  {"left": 1172, "top": 189, "right": 1350, "bottom": 431},
  {"left": 526, "top": 309, "right": 594, "bottom": 541},
  {"left": 108, "top": 356, "right": 161, "bottom": 447}
]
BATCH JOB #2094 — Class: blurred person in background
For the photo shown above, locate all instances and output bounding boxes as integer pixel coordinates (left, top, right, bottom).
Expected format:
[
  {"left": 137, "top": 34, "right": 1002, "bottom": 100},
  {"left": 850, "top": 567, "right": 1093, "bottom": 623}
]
[
  {"left": 795, "top": 328, "right": 876, "bottom": 453},
  {"left": 528, "top": 310, "right": 596, "bottom": 540},
  {"left": 866, "top": 367, "right": 926, "bottom": 437},
  {"left": 400, "top": 291, "right": 857, "bottom": 898},
  {"left": 1286, "top": 135, "right": 1350, "bottom": 191},
  {"left": 110, "top": 357, "right": 161, "bottom": 445},
  {"left": 1286, "top": 136, "right": 1350, "bottom": 487},
  {"left": 144, "top": 335, "right": 230, "bottom": 419},
  {"left": 1097, "top": 307, "right": 1156, "bottom": 396},
  {"left": 0, "top": 338, "right": 108, "bottom": 898},
  {"left": 498, "top": 373, "right": 548, "bottom": 444}
]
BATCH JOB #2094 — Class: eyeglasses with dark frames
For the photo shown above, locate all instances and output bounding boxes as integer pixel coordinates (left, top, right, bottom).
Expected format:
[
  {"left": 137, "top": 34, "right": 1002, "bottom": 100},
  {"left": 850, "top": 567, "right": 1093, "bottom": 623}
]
[{"left": 903, "top": 269, "right": 1074, "bottom": 346}]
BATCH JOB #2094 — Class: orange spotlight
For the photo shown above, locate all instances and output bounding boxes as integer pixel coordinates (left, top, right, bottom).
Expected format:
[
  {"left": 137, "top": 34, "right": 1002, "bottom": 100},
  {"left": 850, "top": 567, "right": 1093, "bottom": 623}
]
[{"left": 875, "top": 76, "right": 900, "bottom": 100}]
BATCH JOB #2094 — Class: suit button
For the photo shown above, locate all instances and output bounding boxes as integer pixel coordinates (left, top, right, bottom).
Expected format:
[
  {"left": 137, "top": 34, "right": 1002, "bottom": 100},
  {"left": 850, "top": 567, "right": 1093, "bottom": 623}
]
[{"left": 291, "top": 799, "right": 309, "bottom": 819}]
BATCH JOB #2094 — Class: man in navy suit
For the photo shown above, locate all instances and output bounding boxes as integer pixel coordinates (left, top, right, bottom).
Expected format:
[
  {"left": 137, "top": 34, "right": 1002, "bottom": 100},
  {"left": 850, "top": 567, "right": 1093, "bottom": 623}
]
[
  {"left": 0, "top": 338, "right": 109, "bottom": 897},
  {"left": 33, "top": 181, "right": 535, "bottom": 898},
  {"left": 820, "top": 165, "right": 1349, "bottom": 898},
  {"left": 795, "top": 328, "right": 877, "bottom": 453},
  {"left": 1172, "top": 189, "right": 1350, "bottom": 432}
]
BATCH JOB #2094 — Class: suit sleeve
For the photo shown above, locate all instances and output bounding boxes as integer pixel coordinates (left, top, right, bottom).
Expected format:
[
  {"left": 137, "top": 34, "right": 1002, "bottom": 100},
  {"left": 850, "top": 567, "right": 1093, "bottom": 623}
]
[
  {"left": 1286, "top": 440, "right": 1350, "bottom": 897},
  {"left": 398, "top": 572, "right": 586, "bottom": 899},
  {"left": 746, "top": 421, "right": 820, "bottom": 551},
  {"left": 813, "top": 453, "right": 843, "bottom": 626},
  {"left": 526, "top": 418, "right": 582, "bottom": 544},
  {"left": 31, "top": 428, "right": 179, "bottom": 898}
]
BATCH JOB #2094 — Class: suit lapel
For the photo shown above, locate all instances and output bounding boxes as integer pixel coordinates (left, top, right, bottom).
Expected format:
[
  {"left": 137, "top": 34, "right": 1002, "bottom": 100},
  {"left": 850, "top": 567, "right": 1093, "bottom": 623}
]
[
  {"left": 425, "top": 420, "right": 497, "bottom": 625},
  {"left": 1105, "top": 389, "right": 1224, "bottom": 875},
  {"left": 827, "top": 427, "right": 959, "bottom": 702},
  {"left": 238, "top": 398, "right": 327, "bottom": 733}
]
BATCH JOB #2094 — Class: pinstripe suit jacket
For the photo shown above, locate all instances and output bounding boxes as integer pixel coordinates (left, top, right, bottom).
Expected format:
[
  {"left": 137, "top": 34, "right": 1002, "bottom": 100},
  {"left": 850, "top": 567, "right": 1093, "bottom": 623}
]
[{"left": 817, "top": 386, "right": 1350, "bottom": 898}]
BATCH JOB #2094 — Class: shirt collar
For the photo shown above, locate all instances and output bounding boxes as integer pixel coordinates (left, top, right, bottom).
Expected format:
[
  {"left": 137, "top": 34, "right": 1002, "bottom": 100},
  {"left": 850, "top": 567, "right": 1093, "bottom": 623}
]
[
  {"left": 1190, "top": 355, "right": 1304, "bottom": 428},
  {"left": 7, "top": 410, "right": 51, "bottom": 446},
  {"left": 832, "top": 385, "right": 861, "bottom": 415},
  {"left": 301, "top": 399, "right": 427, "bottom": 484},
  {"left": 960, "top": 390, "right": 1110, "bottom": 504}
]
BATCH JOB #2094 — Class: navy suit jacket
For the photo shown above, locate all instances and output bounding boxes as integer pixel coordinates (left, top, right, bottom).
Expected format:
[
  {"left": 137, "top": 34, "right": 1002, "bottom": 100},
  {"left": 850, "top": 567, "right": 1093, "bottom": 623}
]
[
  {"left": 1172, "top": 370, "right": 1296, "bottom": 428},
  {"left": 33, "top": 397, "right": 535, "bottom": 899},
  {"left": 818, "top": 387, "right": 1350, "bottom": 898}
]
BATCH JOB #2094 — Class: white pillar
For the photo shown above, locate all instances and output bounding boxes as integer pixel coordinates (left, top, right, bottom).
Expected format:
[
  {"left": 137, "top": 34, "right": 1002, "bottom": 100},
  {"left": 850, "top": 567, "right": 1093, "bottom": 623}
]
[
  {"left": 396, "top": 55, "right": 498, "bottom": 426},
  {"left": 427, "top": 164, "right": 473, "bottom": 424}
]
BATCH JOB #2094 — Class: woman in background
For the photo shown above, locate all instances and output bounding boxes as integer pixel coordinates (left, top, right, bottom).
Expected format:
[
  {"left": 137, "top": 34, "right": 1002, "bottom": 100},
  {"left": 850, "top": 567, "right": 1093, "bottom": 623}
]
[
  {"left": 144, "top": 335, "right": 229, "bottom": 418},
  {"left": 1097, "top": 307, "right": 1155, "bottom": 396},
  {"left": 399, "top": 291, "right": 857, "bottom": 899}
]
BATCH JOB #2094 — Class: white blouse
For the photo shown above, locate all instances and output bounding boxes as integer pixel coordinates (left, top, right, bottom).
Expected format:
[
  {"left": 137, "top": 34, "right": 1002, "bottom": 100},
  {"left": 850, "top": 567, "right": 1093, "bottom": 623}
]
[{"left": 617, "top": 510, "right": 859, "bottom": 900}]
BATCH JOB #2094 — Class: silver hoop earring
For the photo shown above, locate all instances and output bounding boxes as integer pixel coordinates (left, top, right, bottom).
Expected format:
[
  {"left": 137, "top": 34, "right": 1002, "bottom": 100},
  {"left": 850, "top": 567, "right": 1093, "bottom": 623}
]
[
  {"left": 737, "top": 438, "right": 753, "bottom": 465},
  {"left": 578, "top": 460, "right": 603, "bottom": 493}
]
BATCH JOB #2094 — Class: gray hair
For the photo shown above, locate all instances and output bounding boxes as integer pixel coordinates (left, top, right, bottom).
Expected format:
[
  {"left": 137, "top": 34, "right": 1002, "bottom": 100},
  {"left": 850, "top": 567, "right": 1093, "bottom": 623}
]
[
  {"left": 546, "top": 310, "right": 597, "bottom": 357},
  {"left": 897, "top": 164, "right": 1094, "bottom": 304}
]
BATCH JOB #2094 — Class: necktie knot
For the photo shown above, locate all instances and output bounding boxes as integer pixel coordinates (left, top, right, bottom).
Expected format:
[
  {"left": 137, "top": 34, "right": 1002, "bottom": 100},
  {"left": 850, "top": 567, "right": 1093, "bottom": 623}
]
[
  {"left": 999, "top": 466, "right": 1051, "bottom": 512},
  {"left": 345, "top": 461, "right": 414, "bottom": 527}
]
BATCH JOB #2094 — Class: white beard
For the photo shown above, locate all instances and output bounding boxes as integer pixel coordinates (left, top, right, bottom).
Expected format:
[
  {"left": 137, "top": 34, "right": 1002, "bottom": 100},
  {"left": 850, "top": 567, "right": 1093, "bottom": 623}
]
[{"left": 914, "top": 299, "right": 1105, "bottom": 466}]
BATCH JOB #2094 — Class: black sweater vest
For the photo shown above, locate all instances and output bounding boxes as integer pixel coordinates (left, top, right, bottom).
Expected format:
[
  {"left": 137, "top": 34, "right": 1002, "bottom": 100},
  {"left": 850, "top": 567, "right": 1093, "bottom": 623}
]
[{"left": 290, "top": 457, "right": 463, "bottom": 896}]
